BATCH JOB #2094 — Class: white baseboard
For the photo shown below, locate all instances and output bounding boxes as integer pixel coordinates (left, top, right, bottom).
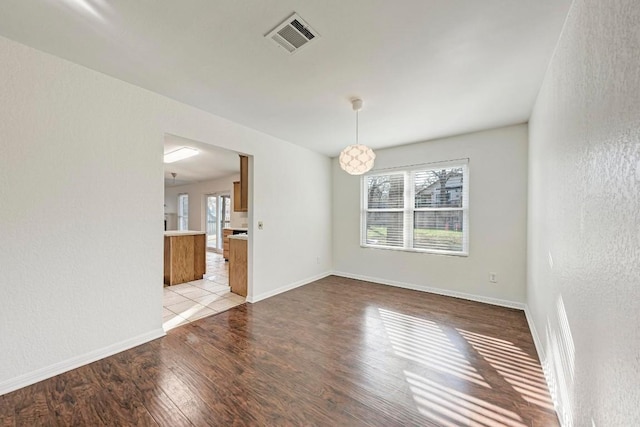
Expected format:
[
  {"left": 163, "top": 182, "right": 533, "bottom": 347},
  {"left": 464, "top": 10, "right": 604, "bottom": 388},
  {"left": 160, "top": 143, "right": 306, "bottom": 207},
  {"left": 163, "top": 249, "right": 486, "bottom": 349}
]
[
  {"left": 524, "top": 305, "right": 565, "bottom": 426},
  {"left": 247, "top": 271, "right": 332, "bottom": 304},
  {"left": 524, "top": 305, "right": 545, "bottom": 365},
  {"left": 0, "top": 328, "right": 166, "bottom": 396},
  {"left": 331, "top": 271, "right": 525, "bottom": 310}
]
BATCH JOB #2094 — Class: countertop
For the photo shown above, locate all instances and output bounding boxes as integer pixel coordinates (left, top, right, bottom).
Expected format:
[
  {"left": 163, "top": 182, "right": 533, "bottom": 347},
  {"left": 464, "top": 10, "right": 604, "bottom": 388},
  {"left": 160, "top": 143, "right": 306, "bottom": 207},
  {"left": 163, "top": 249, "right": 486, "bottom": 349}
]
[
  {"left": 164, "top": 231, "right": 206, "bottom": 237},
  {"left": 228, "top": 234, "right": 248, "bottom": 241},
  {"left": 223, "top": 227, "right": 248, "bottom": 232}
]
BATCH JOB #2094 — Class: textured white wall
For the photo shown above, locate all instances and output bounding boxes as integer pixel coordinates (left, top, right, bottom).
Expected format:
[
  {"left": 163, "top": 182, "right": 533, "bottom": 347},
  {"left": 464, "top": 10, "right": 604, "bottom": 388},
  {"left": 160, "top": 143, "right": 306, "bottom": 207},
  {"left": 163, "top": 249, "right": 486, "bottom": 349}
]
[
  {"left": 527, "top": 0, "right": 640, "bottom": 425},
  {"left": 164, "top": 174, "right": 244, "bottom": 232},
  {"left": 332, "top": 124, "right": 529, "bottom": 306},
  {"left": 0, "top": 35, "right": 332, "bottom": 393}
]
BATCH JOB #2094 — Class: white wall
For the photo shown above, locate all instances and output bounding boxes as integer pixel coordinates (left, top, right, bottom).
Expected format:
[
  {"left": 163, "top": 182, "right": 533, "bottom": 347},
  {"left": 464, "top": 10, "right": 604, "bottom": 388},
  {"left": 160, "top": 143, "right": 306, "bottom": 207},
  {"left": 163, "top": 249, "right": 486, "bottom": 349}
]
[
  {"left": 0, "top": 35, "right": 332, "bottom": 394},
  {"left": 332, "top": 124, "right": 528, "bottom": 306},
  {"left": 527, "top": 0, "right": 640, "bottom": 425},
  {"left": 164, "top": 174, "right": 247, "bottom": 231}
]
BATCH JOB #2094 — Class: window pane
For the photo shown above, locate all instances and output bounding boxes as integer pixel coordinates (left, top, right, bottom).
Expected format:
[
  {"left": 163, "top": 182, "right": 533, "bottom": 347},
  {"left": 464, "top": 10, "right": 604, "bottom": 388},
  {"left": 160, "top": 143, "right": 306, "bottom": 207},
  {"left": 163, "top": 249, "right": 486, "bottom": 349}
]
[
  {"left": 366, "top": 212, "right": 404, "bottom": 247},
  {"left": 178, "top": 194, "right": 189, "bottom": 231},
  {"left": 415, "top": 167, "right": 464, "bottom": 208},
  {"left": 367, "top": 174, "right": 404, "bottom": 209},
  {"left": 413, "top": 211, "right": 463, "bottom": 252}
]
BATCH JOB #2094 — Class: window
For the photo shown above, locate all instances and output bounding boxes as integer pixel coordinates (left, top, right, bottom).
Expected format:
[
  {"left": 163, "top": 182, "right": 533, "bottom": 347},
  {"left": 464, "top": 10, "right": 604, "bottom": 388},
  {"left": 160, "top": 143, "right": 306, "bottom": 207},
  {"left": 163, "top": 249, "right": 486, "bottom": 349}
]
[
  {"left": 362, "top": 161, "right": 468, "bottom": 255},
  {"left": 177, "top": 193, "right": 189, "bottom": 231}
]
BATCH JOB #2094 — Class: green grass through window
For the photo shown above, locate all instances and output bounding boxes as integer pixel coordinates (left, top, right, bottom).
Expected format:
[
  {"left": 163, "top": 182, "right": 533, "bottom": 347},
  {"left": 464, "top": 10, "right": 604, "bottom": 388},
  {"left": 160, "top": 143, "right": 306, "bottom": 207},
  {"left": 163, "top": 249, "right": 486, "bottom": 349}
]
[{"left": 367, "top": 227, "right": 462, "bottom": 251}]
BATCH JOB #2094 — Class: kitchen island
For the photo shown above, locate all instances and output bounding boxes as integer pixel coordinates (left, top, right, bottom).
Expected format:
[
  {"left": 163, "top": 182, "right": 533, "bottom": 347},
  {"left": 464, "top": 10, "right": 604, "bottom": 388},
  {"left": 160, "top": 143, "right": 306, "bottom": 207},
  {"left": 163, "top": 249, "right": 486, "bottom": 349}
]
[{"left": 164, "top": 231, "right": 206, "bottom": 286}]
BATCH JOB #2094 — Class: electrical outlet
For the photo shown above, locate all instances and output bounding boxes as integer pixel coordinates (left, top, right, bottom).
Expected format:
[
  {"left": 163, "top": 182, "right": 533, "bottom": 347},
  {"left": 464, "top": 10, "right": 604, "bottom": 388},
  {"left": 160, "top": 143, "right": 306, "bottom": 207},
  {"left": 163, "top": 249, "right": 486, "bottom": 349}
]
[{"left": 489, "top": 272, "right": 497, "bottom": 283}]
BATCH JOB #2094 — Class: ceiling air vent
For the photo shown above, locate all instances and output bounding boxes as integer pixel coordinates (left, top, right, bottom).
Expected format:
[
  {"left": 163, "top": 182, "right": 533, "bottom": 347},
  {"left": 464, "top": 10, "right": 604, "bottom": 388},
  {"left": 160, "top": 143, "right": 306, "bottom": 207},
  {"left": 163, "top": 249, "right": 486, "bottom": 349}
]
[{"left": 265, "top": 13, "right": 320, "bottom": 54}]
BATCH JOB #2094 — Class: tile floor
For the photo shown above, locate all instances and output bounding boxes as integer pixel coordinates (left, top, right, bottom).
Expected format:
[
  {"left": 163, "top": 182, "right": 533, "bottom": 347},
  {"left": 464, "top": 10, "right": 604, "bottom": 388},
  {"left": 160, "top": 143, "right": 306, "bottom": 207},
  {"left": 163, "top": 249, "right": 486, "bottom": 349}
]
[{"left": 163, "top": 251, "right": 245, "bottom": 330}]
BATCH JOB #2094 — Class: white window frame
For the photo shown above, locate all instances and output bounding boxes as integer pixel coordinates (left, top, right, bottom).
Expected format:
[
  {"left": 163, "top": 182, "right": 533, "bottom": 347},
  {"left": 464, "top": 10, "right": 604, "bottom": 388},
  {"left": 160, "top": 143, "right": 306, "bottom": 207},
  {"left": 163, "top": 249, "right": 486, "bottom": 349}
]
[
  {"left": 177, "top": 193, "right": 189, "bottom": 231},
  {"left": 360, "top": 160, "right": 469, "bottom": 256}
]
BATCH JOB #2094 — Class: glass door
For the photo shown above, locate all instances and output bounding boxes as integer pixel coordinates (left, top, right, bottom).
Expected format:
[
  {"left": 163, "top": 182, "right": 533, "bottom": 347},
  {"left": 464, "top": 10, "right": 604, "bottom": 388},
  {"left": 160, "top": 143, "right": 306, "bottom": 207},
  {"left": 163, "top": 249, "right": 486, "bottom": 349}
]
[
  {"left": 206, "top": 194, "right": 231, "bottom": 252},
  {"left": 205, "top": 195, "right": 218, "bottom": 251},
  {"left": 219, "top": 195, "right": 231, "bottom": 250}
]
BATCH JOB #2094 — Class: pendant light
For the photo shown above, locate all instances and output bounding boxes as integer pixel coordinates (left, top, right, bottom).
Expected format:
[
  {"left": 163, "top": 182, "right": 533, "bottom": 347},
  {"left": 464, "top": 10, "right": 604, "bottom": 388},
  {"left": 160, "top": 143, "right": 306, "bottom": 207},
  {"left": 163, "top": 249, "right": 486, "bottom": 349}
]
[{"left": 339, "top": 98, "right": 376, "bottom": 175}]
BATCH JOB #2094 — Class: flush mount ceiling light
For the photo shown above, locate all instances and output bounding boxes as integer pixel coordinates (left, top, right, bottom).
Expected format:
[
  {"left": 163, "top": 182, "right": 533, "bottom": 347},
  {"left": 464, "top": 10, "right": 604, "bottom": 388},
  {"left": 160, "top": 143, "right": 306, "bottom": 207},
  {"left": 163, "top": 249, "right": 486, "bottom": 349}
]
[
  {"left": 339, "top": 98, "right": 376, "bottom": 175},
  {"left": 63, "top": 0, "right": 104, "bottom": 20},
  {"left": 164, "top": 147, "right": 199, "bottom": 164}
]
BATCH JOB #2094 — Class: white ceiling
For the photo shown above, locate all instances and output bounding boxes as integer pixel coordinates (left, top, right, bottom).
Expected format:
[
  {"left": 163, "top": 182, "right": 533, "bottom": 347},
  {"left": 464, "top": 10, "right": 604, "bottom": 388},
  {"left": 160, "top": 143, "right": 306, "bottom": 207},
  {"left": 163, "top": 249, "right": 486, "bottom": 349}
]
[
  {"left": 164, "top": 134, "right": 240, "bottom": 187},
  {"left": 0, "top": 0, "right": 572, "bottom": 156}
]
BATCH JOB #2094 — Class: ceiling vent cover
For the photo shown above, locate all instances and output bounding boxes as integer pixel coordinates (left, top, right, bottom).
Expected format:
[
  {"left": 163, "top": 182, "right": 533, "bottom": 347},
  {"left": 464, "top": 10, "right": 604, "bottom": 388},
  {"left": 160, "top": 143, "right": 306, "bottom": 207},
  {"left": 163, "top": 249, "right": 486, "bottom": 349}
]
[{"left": 265, "top": 13, "right": 320, "bottom": 54}]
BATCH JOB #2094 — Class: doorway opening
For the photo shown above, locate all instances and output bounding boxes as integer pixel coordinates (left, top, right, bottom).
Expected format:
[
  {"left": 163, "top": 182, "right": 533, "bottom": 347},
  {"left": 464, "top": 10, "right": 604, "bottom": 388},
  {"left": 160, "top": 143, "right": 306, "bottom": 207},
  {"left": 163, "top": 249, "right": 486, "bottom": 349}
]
[{"left": 162, "top": 133, "right": 251, "bottom": 330}]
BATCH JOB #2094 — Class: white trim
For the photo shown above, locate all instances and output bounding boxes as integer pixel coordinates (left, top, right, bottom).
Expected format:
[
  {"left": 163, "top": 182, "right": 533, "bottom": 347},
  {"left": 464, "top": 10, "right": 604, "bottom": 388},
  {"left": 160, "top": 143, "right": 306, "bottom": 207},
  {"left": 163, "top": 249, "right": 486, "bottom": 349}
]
[
  {"left": 368, "top": 157, "right": 470, "bottom": 174},
  {"left": 359, "top": 243, "right": 469, "bottom": 257},
  {"left": 332, "top": 271, "right": 525, "bottom": 310},
  {"left": 0, "top": 328, "right": 165, "bottom": 396},
  {"left": 247, "top": 271, "right": 332, "bottom": 303},
  {"left": 524, "top": 305, "right": 565, "bottom": 426},
  {"left": 524, "top": 305, "right": 545, "bottom": 369}
]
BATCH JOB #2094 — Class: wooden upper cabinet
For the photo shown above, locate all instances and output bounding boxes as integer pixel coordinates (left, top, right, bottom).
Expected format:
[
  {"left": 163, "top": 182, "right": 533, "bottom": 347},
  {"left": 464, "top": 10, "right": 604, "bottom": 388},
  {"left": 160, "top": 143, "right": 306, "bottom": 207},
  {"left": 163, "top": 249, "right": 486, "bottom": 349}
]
[
  {"left": 240, "top": 155, "right": 248, "bottom": 210},
  {"left": 233, "top": 181, "right": 241, "bottom": 212},
  {"left": 234, "top": 155, "right": 248, "bottom": 212}
]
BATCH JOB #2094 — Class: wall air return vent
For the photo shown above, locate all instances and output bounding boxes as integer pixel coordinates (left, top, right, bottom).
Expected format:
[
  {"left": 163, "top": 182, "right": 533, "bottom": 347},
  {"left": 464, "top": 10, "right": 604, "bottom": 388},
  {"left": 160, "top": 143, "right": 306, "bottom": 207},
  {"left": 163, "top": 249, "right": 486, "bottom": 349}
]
[{"left": 265, "top": 13, "right": 320, "bottom": 54}]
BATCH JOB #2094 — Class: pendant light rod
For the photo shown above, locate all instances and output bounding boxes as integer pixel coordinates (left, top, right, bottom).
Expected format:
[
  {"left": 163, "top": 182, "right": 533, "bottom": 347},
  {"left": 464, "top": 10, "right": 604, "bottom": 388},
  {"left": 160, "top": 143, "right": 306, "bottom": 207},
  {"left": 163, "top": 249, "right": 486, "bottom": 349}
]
[
  {"left": 356, "top": 109, "right": 359, "bottom": 145},
  {"left": 352, "top": 98, "right": 362, "bottom": 145}
]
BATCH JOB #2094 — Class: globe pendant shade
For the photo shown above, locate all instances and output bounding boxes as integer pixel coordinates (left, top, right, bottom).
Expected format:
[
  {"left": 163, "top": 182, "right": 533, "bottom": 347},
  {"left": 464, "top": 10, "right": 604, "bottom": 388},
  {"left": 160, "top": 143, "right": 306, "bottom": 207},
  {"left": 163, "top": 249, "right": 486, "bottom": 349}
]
[{"left": 339, "top": 144, "right": 376, "bottom": 175}]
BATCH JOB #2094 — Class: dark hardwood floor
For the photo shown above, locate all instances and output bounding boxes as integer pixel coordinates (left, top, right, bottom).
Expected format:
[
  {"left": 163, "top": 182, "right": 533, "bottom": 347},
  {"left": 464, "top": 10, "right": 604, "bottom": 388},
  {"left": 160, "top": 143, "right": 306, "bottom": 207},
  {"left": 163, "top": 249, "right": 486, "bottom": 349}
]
[{"left": 0, "top": 276, "right": 559, "bottom": 426}]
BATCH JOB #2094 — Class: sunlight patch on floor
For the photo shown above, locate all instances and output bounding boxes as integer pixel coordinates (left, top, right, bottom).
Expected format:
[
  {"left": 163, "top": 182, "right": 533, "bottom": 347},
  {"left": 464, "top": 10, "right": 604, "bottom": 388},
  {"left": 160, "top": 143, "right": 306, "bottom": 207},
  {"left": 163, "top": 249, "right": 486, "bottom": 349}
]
[
  {"left": 379, "top": 308, "right": 490, "bottom": 387},
  {"left": 404, "top": 370, "right": 526, "bottom": 427},
  {"left": 458, "top": 329, "right": 555, "bottom": 411}
]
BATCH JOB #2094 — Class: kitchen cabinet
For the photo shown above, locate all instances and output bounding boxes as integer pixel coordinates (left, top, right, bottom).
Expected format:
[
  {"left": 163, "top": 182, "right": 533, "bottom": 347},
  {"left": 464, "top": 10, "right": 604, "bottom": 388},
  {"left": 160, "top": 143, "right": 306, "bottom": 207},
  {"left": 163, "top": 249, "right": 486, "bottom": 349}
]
[
  {"left": 229, "top": 236, "right": 247, "bottom": 297},
  {"left": 223, "top": 228, "right": 233, "bottom": 260},
  {"left": 233, "top": 181, "right": 242, "bottom": 212},
  {"left": 223, "top": 227, "right": 248, "bottom": 260},
  {"left": 233, "top": 155, "right": 248, "bottom": 212}
]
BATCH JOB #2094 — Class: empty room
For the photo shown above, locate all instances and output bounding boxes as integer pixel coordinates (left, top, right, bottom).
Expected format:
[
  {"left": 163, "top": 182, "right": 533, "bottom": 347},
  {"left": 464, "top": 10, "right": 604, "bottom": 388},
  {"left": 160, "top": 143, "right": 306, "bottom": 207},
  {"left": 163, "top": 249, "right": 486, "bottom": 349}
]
[{"left": 0, "top": 1, "right": 638, "bottom": 426}]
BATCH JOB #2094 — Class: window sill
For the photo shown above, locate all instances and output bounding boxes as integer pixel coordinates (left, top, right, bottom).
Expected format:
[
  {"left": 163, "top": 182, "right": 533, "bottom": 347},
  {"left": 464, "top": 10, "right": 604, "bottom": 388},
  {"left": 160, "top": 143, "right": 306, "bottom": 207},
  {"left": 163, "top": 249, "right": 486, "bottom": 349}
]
[{"left": 360, "top": 244, "right": 469, "bottom": 257}]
